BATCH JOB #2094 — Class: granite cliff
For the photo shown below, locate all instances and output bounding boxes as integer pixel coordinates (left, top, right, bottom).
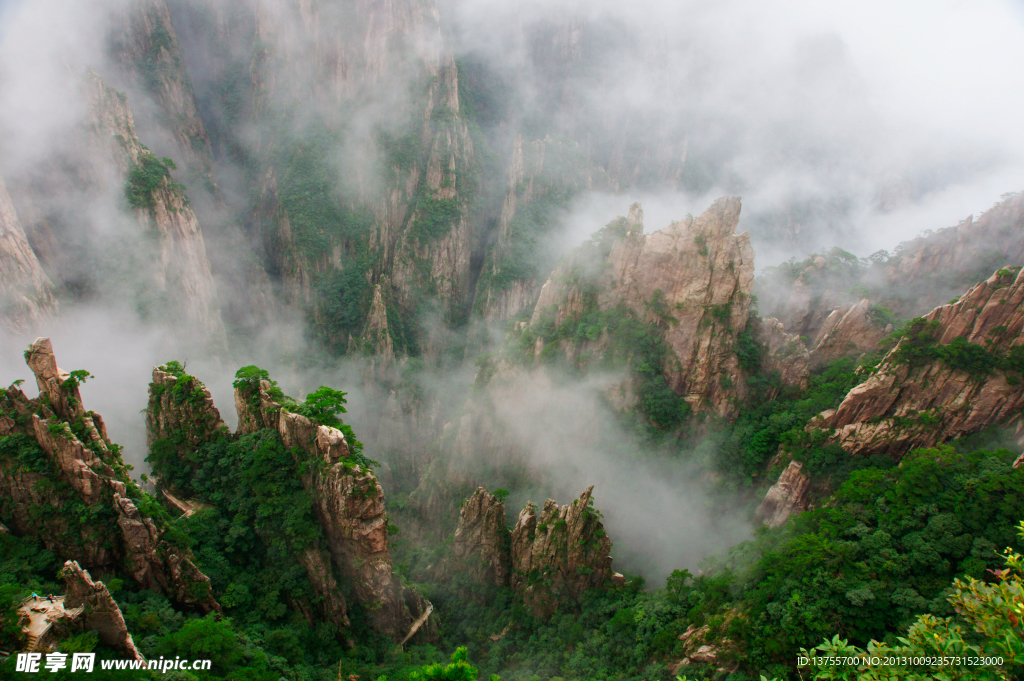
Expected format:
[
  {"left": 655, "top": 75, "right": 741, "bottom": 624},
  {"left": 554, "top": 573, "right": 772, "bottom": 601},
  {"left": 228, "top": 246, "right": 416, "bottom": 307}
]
[
  {"left": 442, "top": 486, "right": 623, "bottom": 619},
  {"left": 526, "top": 198, "right": 755, "bottom": 417},
  {"left": 0, "top": 339, "right": 219, "bottom": 613},
  {"left": 0, "top": 171, "right": 56, "bottom": 332},
  {"left": 145, "top": 364, "right": 434, "bottom": 641}
]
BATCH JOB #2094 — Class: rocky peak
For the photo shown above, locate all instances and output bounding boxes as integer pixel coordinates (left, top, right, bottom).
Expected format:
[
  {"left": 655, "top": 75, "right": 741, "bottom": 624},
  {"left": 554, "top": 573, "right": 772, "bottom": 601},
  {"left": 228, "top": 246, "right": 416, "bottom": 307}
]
[
  {"left": 529, "top": 197, "right": 755, "bottom": 417},
  {"left": 233, "top": 378, "right": 434, "bottom": 639},
  {"left": 146, "top": 363, "right": 227, "bottom": 459},
  {"left": 1, "top": 339, "right": 220, "bottom": 613},
  {"left": 817, "top": 268, "right": 1024, "bottom": 459},
  {"left": 509, "top": 486, "right": 622, "bottom": 619},
  {"left": 443, "top": 488, "right": 511, "bottom": 592}
]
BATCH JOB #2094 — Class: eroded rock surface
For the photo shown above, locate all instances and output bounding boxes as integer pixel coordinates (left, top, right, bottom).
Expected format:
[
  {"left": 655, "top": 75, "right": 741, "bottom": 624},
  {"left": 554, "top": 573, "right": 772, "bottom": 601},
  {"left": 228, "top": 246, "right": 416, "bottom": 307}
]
[
  {"left": 0, "top": 171, "right": 55, "bottom": 332},
  {"left": 61, "top": 561, "right": 145, "bottom": 662},
  {"left": 809, "top": 299, "right": 887, "bottom": 364},
  {"left": 442, "top": 488, "right": 510, "bottom": 591},
  {"left": 755, "top": 461, "right": 811, "bottom": 528},
  {"left": 529, "top": 198, "right": 755, "bottom": 416},
  {"left": 818, "top": 269, "right": 1024, "bottom": 459},
  {"left": 509, "top": 486, "right": 621, "bottom": 619},
  {"left": 0, "top": 339, "right": 219, "bottom": 613}
]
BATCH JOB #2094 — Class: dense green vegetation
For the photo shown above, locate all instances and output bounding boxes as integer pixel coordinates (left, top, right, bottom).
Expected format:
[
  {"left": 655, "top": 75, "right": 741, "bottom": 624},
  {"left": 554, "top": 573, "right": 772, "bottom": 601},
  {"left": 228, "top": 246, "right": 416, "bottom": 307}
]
[{"left": 124, "top": 152, "right": 183, "bottom": 210}]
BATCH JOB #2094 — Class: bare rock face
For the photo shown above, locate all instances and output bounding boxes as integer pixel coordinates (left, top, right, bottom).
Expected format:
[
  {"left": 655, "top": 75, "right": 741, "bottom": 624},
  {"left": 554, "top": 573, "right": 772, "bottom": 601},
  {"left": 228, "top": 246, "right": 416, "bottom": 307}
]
[
  {"left": 759, "top": 317, "right": 811, "bottom": 390},
  {"left": 809, "top": 299, "right": 887, "bottom": 364},
  {"left": 110, "top": 0, "right": 217, "bottom": 189},
  {"left": 881, "top": 193, "right": 1024, "bottom": 316},
  {"left": 0, "top": 339, "right": 220, "bottom": 613},
  {"left": 509, "top": 487, "right": 620, "bottom": 619},
  {"left": 0, "top": 171, "right": 55, "bottom": 332},
  {"left": 477, "top": 135, "right": 611, "bottom": 320},
  {"left": 442, "top": 488, "right": 511, "bottom": 592},
  {"left": 819, "top": 269, "right": 1024, "bottom": 459},
  {"left": 530, "top": 198, "right": 755, "bottom": 417},
  {"left": 61, "top": 561, "right": 144, "bottom": 662},
  {"left": 755, "top": 461, "right": 811, "bottom": 528}
]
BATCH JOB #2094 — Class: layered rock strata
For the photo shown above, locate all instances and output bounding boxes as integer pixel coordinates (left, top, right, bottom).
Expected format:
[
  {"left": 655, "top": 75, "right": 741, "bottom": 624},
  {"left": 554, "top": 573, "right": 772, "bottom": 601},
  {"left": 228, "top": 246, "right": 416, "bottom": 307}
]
[
  {"left": 0, "top": 339, "right": 219, "bottom": 613},
  {"left": 817, "top": 268, "right": 1024, "bottom": 459}
]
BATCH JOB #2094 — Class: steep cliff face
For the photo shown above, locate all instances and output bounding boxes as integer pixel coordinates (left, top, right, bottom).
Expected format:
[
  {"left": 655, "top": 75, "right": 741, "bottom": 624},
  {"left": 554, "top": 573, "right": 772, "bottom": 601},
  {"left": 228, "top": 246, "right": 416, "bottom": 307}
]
[
  {"left": 146, "top": 363, "right": 227, "bottom": 461},
  {"left": 0, "top": 339, "right": 219, "bottom": 613},
  {"left": 881, "top": 192, "right": 1024, "bottom": 316},
  {"left": 85, "top": 73, "right": 224, "bottom": 342},
  {"left": 509, "top": 487, "right": 622, "bottom": 619},
  {"left": 237, "top": 0, "right": 481, "bottom": 355},
  {"left": 61, "top": 561, "right": 145, "bottom": 662},
  {"left": 759, "top": 317, "right": 810, "bottom": 390},
  {"left": 441, "top": 488, "right": 510, "bottom": 592},
  {"left": 529, "top": 198, "right": 755, "bottom": 416},
  {"left": 147, "top": 366, "right": 434, "bottom": 641},
  {"left": 110, "top": 0, "right": 217, "bottom": 190},
  {"left": 815, "top": 268, "right": 1024, "bottom": 459},
  {"left": 807, "top": 299, "right": 888, "bottom": 365},
  {"left": 0, "top": 171, "right": 56, "bottom": 332}
]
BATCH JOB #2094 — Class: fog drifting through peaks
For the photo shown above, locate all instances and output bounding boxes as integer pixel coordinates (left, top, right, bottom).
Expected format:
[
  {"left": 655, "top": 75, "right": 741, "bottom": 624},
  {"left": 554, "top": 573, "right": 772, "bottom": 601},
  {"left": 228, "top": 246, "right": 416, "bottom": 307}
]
[{"left": 446, "top": 0, "right": 1024, "bottom": 265}]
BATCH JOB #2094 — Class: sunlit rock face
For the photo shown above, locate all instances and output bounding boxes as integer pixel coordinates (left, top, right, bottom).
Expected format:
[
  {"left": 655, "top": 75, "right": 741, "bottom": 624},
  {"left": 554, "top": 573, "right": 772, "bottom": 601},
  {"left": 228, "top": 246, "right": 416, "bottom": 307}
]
[
  {"left": 817, "top": 268, "right": 1024, "bottom": 459},
  {"left": 530, "top": 198, "right": 756, "bottom": 417}
]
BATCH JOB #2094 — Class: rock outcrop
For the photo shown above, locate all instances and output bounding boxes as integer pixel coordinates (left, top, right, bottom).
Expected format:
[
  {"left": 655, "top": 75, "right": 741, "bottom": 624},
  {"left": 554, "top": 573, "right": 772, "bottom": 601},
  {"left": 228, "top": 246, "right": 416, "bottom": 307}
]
[
  {"left": 509, "top": 487, "right": 622, "bottom": 619},
  {"left": 146, "top": 365, "right": 434, "bottom": 642},
  {"left": 808, "top": 299, "right": 887, "bottom": 364},
  {"left": 146, "top": 363, "right": 227, "bottom": 459},
  {"left": 754, "top": 461, "right": 810, "bottom": 528},
  {"left": 441, "top": 488, "right": 511, "bottom": 592},
  {"left": 61, "top": 561, "right": 145, "bottom": 662},
  {"left": 529, "top": 198, "right": 755, "bottom": 416},
  {"left": 476, "top": 134, "right": 612, "bottom": 320},
  {"left": 0, "top": 339, "right": 219, "bottom": 613},
  {"left": 759, "top": 317, "right": 811, "bottom": 390},
  {"left": 816, "top": 268, "right": 1024, "bottom": 459},
  {"left": 0, "top": 171, "right": 56, "bottom": 332}
]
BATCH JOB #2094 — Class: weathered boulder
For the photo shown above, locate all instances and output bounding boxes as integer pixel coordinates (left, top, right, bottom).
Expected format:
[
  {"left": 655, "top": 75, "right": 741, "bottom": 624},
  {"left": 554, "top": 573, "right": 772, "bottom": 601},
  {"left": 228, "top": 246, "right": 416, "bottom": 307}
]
[
  {"left": 61, "top": 561, "right": 145, "bottom": 662},
  {"left": 509, "top": 487, "right": 621, "bottom": 619},
  {"left": 818, "top": 268, "right": 1024, "bottom": 459},
  {"left": 755, "top": 461, "right": 811, "bottom": 528}
]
